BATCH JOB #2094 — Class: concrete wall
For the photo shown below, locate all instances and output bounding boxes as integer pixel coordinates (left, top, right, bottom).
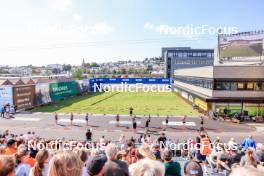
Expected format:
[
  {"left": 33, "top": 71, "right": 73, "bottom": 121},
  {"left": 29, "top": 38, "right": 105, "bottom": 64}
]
[{"left": 214, "top": 66, "right": 264, "bottom": 79}]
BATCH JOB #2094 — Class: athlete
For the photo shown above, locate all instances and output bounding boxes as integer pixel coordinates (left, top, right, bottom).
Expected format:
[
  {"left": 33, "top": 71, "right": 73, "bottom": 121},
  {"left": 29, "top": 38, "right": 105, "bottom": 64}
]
[
  {"left": 129, "top": 107, "right": 134, "bottom": 116},
  {"left": 183, "top": 115, "right": 187, "bottom": 127},
  {"left": 145, "top": 118, "right": 150, "bottom": 133},
  {"left": 85, "top": 113, "right": 89, "bottom": 126},
  {"left": 132, "top": 115, "right": 137, "bottom": 132},
  {"left": 54, "top": 112, "right": 58, "bottom": 125},
  {"left": 70, "top": 112, "right": 74, "bottom": 126},
  {"left": 116, "top": 114, "right": 120, "bottom": 127},
  {"left": 200, "top": 115, "right": 204, "bottom": 126},
  {"left": 165, "top": 115, "right": 169, "bottom": 130}
]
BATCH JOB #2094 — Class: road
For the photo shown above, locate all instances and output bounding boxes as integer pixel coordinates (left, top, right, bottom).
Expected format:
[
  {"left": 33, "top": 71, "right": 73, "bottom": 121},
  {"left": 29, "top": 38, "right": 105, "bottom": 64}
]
[{"left": 0, "top": 112, "right": 263, "bottom": 143}]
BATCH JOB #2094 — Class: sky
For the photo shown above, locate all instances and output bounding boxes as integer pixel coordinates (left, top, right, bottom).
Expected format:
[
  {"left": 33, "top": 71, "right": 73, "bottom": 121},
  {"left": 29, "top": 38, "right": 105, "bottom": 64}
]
[{"left": 0, "top": 0, "right": 263, "bottom": 66}]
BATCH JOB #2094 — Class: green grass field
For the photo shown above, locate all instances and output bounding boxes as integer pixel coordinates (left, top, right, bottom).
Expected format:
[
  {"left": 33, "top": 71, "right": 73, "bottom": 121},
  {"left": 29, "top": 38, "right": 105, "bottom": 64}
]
[
  {"left": 32, "top": 92, "right": 199, "bottom": 116},
  {"left": 220, "top": 44, "right": 261, "bottom": 58}
]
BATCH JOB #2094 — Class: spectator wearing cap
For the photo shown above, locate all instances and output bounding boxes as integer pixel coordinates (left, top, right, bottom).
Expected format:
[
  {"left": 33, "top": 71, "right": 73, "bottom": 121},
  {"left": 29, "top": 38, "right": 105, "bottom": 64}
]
[
  {"left": 0, "top": 155, "right": 16, "bottom": 176},
  {"left": 242, "top": 135, "right": 256, "bottom": 150},
  {"left": 86, "top": 154, "right": 107, "bottom": 176},
  {"left": 184, "top": 161, "right": 203, "bottom": 176},
  {"left": 162, "top": 149, "right": 181, "bottom": 176},
  {"left": 4, "top": 139, "right": 17, "bottom": 155},
  {"left": 138, "top": 143, "right": 156, "bottom": 160},
  {"left": 102, "top": 143, "right": 129, "bottom": 176}
]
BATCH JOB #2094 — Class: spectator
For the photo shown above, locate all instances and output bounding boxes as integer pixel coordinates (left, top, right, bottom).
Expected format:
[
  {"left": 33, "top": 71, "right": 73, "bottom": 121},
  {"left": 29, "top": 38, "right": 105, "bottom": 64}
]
[
  {"left": 240, "top": 148, "right": 258, "bottom": 168},
  {"left": 228, "top": 137, "right": 237, "bottom": 149},
  {"left": 103, "top": 143, "right": 129, "bottom": 176},
  {"left": 29, "top": 149, "right": 49, "bottom": 176},
  {"left": 15, "top": 145, "right": 31, "bottom": 176},
  {"left": 100, "top": 136, "right": 106, "bottom": 146},
  {"left": 119, "top": 134, "right": 126, "bottom": 150},
  {"left": 138, "top": 143, "right": 156, "bottom": 160},
  {"left": 162, "top": 149, "right": 181, "bottom": 176},
  {"left": 73, "top": 149, "right": 89, "bottom": 176},
  {"left": 86, "top": 129, "right": 92, "bottom": 142},
  {"left": 0, "top": 106, "right": 5, "bottom": 118},
  {"left": 4, "top": 139, "right": 17, "bottom": 155},
  {"left": 230, "top": 165, "right": 263, "bottom": 176},
  {"left": 126, "top": 141, "right": 136, "bottom": 164},
  {"left": 184, "top": 161, "right": 203, "bottom": 176},
  {"left": 153, "top": 144, "right": 162, "bottom": 160},
  {"left": 256, "top": 143, "right": 264, "bottom": 163},
  {"left": 0, "top": 155, "right": 16, "bottom": 176},
  {"left": 48, "top": 151, "right": 83, "bottom": 176},
  {"left": 157, "top": 133, "right": 167, "bottom": 148},
  {"left": 242, "top": 135, "right": 256, "bottom": 149},
  {"left": 129, "top": 158, "right": 165, "bottom": 176},
  {"left": 86, "top": 154, "right": 107, "bottom": 176}
]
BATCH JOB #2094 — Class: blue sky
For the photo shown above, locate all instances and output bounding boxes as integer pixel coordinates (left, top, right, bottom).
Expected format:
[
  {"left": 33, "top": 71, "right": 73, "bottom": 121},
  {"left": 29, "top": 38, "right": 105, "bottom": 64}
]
[{"left": 0, "top": 0, "right": 263, "bottom": 66}]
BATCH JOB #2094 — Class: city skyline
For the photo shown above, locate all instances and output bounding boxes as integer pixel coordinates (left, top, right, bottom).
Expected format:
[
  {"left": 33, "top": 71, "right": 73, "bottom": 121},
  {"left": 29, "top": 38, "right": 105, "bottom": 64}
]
[{"left": 0, "top": 0, "right": 263, "bottom": 66}]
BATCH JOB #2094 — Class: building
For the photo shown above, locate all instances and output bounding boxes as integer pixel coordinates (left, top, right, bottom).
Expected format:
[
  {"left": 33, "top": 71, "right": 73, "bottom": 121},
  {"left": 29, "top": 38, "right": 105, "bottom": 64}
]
[
  {"left": 163, "top": 47, "right": 214, "bottom": 78},
  {"left": 8, "top": 66, "right": 33, "bottom": 76},
  {"left": 173, "top": 49, "right": 264, "bottom": 116},
  {"left": 46, "top": 64, "right": 63, "bottom": 71}
]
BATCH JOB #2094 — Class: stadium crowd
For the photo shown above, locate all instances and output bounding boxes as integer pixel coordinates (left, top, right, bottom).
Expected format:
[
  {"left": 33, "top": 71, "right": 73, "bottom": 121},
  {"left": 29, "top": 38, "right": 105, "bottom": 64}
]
[{"left": 0, "top": 129, "right": 264, "bottom": 176}]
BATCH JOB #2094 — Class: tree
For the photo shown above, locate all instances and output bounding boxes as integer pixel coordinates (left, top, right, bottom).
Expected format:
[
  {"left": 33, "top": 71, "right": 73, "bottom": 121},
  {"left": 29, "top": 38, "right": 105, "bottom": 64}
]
[
  {"left": 90, "top": 62, "right": 99, "bottom": 67},
  {"left": 120, "top": 68, "right": 126, "bottom": 74},
  {"left": 72, "top": 68, "right": 84, "bottom": 79},
  {"left": 52, "top": 68, "right": 60, "bottom": 74},
  {"left": 62, "top": 64, "right": 72, "bottom": 72}
]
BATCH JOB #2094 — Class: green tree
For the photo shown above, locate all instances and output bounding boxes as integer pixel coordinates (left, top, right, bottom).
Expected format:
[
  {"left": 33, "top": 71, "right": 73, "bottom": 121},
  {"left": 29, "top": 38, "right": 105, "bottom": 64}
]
[{"left": 72, "top": 68, "right": 84, "bottom": 79}]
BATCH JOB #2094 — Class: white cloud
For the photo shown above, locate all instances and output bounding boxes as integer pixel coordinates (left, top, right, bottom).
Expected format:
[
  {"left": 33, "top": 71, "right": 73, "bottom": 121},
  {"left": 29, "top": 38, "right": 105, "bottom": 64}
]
[
  {"left": 91, "top": 23, "right": 114, "bottom": 35},
  {"left": 73, "top": 13, "right": 82, "bottom": 21},
  {"left": 48, "top": 0, "right": 72, "bottom": 11}
]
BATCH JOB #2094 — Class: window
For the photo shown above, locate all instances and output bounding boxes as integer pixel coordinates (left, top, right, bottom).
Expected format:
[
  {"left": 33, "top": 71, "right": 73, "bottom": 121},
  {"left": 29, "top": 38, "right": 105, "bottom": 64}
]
[
  {"left": 178, "top": 52, "right": 183, "bottom": 58},
  {"left": 201, "top": 52, "right": 207, "bottom": 57},
  {"left": 215, "top": 82, "right": 230, "bottom": 90},
  {"left": 207, "top": 52, "right": 212, "bottom": 58},
  {"left": 237, "top": 82, "right": 244, "bottom": 90},
  {"left": 230, "top": 82, "right": 237, "bottom": 90},
  {"left": 246, "top": 82, "right": 254, "bottom": 90},
  {"left": 254, "top": 82, "right": 261, "bottom": 91},
  {"left": 187, "top": 52, "right": 193, "bottom": 57}
]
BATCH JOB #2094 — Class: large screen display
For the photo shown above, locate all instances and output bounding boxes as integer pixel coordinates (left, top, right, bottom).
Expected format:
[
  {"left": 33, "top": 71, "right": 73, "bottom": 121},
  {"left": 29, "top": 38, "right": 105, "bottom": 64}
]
[{"left": 217, "top": 30, "right": 264, "bottom": 66}]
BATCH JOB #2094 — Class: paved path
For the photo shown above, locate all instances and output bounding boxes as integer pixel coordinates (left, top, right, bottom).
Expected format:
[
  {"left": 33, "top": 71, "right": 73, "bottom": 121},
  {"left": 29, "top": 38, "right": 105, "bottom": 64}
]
[{"left": 1, "top": 112, "right": 264, "bottom": 143}]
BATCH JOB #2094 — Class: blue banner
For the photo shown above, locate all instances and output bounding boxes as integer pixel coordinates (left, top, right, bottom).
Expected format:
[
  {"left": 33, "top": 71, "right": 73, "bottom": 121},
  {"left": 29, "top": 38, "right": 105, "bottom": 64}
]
[
  {"left": 0, "top": 86, "right": 13, "bottom": 106},
  {"left": 89, "top": 78, "right": 173, "bottom": 92}
]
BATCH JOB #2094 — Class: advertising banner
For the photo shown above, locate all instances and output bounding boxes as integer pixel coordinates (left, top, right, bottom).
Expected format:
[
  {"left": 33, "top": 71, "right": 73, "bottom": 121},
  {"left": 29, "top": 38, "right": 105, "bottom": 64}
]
[
  {"left": 13, "top": 85, "right": 35, "bottom": 110},
  {"left": 89, "top": 78, "right": 173, "bottom": 92},
  {"left": 50, "top": 81, "right": 78, "bottom": 101},
  {"left": 36, "top": 83, "right": 52, "bottom": 105},
  {"left": 0, "top": 86, "right": 13, "bottom": 106}
]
